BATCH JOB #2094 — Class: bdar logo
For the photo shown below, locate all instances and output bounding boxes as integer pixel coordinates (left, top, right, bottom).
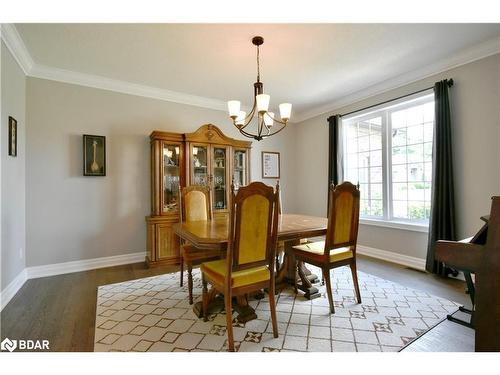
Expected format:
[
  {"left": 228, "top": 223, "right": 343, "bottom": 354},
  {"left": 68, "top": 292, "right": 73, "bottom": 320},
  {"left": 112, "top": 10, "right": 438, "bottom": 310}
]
[{"left": 1, "top": 338, "right": 17, "bottom": 352}]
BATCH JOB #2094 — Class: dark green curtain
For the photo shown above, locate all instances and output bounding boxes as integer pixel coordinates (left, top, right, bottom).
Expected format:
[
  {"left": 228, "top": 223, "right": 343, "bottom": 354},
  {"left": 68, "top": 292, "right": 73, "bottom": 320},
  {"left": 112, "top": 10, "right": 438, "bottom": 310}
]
[
  {"left": 327, "top": 114, "right": 341, "bottom": 186},
  {"left": 426, "top": 79, "right": 456, "bottom": 275}
]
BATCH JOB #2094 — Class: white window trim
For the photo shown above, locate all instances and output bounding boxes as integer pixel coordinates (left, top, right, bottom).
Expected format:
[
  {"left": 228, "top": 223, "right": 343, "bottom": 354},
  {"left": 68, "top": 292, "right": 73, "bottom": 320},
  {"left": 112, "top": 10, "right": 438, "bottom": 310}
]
[
  {"left": 360, "top": 218, "right": 429, "bottom": 233},
  {"left": 342, "top": 90, "right": 434, "bottom": 228}
]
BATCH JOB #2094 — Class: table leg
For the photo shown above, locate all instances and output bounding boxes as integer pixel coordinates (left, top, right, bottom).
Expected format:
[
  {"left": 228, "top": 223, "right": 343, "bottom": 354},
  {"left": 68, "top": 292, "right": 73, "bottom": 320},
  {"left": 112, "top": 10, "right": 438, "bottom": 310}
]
[
  {"left": 275, "top": 240, "right": 320, "bottom": 299},
  {"left": 193, "top": 288, "right": 260, "bottom": 322},
  {"left": 296, "top": 261, "right": 321, "bottom": 299},
  {"left": 193, "top": 287, "right": 224, "bottom": 319},
  {"left": 233, "top": 295, "right": 258, "bottom": 323}
]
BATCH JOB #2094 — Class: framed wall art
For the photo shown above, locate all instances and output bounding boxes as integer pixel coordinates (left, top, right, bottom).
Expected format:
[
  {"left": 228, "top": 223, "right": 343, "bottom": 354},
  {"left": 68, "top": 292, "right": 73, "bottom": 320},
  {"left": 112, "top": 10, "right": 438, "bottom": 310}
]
[
  {"left": 83, "top": 134, "right": 106, "bottom": 176},
  {"left": 8, "top": 116, "right": 17, "bottom": 157},
  {"left": 261, "top": 151, "right": 280, "bottom": 179}
]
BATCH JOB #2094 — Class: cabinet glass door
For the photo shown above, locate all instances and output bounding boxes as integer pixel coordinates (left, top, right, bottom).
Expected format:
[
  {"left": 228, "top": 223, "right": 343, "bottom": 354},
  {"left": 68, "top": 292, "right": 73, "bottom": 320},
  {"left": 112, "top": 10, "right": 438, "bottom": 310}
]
[
  {"left": 212, "top": 147, "right": 228, "bottom": 210},
  {"left": 163, "top": 143, "right": 181, "bottom": 213},
  {"left": 233, "top": 149, "right": 247, "bottom": 191},
  {"left": 192, "top": 145, "right": 209, "bottom": 186}
]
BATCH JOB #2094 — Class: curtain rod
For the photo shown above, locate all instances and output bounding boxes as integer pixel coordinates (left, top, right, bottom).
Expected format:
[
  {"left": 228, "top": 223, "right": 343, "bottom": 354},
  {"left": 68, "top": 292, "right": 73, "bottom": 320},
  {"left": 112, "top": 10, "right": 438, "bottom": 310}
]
[{"left": 329, "top": 78, "right": 454, "bottom": 121}]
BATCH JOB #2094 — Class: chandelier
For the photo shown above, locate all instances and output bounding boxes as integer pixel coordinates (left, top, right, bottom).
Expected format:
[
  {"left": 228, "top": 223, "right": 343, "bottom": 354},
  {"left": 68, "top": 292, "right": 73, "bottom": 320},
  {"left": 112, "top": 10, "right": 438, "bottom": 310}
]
[{"left": 227, "top": 36, "right": 292, "bottom": 141}]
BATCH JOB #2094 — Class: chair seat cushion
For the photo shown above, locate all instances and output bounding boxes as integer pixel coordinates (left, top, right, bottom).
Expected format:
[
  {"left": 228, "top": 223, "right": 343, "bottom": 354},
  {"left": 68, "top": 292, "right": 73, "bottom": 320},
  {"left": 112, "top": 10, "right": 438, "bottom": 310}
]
[
  {"left": 200, "top": 259, "right": 270, "bottom": 288},
  {"left": 292, "top": 241, "right": 353, "bottom": 263},
  {"left": 181, "top": 245, "right": 220, "bottom": 263}
]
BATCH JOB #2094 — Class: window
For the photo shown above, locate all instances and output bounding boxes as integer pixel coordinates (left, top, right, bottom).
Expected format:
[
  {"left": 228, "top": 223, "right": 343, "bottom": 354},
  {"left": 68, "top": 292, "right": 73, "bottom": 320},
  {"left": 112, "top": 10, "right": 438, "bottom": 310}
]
[{"left": 342, "top": 92, "right": 434, "bottom": 228}]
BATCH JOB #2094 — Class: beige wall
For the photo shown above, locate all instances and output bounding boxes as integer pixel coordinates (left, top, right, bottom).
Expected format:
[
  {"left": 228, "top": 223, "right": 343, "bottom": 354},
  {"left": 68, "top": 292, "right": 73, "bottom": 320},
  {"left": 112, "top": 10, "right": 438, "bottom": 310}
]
[
  {"left": 25, "top": 77, "right": 297, "bottom": 267},
  {"left": 1, "top": 42, "right": 26, "bottom": 288},
  {"left": 294, "top": 53, "right": 500, "bottom": 259},
  {"left": 6, "top": 47, "right": 500, "bottom": 272}
]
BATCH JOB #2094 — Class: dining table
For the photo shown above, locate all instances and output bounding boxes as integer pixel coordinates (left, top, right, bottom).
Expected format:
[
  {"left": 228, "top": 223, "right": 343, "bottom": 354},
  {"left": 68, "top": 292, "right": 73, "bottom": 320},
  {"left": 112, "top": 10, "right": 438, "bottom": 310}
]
[{"left": 173, "top": 213, "right": 328, "bottom": 322}]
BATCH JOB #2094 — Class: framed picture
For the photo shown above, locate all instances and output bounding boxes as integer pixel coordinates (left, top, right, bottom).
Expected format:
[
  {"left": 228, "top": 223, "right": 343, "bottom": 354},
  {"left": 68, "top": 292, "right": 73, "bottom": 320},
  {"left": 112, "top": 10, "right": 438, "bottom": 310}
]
[
  {"left": 83, "top": 134, "right": 106, "bottom": 176},
  {"left": 8, "top": 116, "right": 17, "bottom": 157},
  {"left": 261, "top": 151, "right": 280, "bottom": 179}
]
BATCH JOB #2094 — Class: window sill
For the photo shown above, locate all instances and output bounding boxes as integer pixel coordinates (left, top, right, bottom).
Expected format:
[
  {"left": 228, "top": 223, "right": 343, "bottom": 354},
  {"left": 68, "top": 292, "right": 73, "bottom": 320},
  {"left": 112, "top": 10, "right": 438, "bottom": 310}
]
[{"left": 359, "top": 218, "right": 429, "bottom": 233}]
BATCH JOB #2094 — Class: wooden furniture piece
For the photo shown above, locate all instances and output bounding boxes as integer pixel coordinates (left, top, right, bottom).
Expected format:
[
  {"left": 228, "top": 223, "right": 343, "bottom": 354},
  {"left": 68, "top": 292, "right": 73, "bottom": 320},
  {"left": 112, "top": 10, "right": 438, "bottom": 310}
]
[
  {"left": 146, "top": 124, "right": 251, "bottom": 267},
  {"left": 179, "top": 185, "right": 221, "bottom": 304},
  {"left": 172, "top": 213, "right": 328, "bottom": 321},
  {"left": 435, "top": 215, "right": 489, "bottom": 329},
  {"left": 435, "top": 197, "right": 500, "bottom": 352},
  {"left": 200, "top": 182, "right": 280, "bottom": 352},
  {"left": 291, "top": 182, "right": 361, "bottom": 313}
]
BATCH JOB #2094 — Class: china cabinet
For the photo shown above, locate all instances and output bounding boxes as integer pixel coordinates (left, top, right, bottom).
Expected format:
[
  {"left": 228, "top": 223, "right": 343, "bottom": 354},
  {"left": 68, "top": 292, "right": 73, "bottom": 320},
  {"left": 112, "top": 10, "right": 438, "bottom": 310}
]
[{"left": 146, "top": 124, "right": 251, "bottom": 266}]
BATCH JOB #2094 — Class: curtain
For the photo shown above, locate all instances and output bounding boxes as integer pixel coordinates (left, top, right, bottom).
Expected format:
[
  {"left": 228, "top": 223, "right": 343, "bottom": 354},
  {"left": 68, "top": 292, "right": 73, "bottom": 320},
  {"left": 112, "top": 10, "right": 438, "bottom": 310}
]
[
  {"left": 426, "top": 79, "right": 456, "bottom": 275},
  {"left": 327, "top": 114, "right": 341, "bottom": 186}
]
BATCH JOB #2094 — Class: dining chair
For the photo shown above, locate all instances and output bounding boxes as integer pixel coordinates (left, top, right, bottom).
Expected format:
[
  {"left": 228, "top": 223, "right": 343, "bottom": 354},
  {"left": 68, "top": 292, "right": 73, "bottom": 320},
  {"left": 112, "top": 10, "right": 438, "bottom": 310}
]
[
  {"left": 179, "top": 185, "right": 221, "bottom": 305},
  {"left": 200, "top": 181, "right": 280, "bottom": 352},
  {"left": 291, "top": 181, "right": 361, "bottom": 313}
]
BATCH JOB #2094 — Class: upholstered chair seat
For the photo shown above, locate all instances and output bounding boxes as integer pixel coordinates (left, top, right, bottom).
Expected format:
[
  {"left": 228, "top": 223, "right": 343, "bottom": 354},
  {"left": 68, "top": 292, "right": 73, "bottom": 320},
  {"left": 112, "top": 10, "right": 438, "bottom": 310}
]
[
  {"left": 201, "top": 260, "right": 270, "bottom": 288},
  {"left": 292, "top": 242, "right": 353, "bottom": 263}
]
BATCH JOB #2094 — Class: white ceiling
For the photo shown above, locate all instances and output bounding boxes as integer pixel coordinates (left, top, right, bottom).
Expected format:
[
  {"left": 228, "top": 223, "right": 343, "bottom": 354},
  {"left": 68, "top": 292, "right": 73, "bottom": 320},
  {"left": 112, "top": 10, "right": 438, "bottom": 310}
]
[{"left": 14, "top": 23, "right": 500, "bottom": 120}]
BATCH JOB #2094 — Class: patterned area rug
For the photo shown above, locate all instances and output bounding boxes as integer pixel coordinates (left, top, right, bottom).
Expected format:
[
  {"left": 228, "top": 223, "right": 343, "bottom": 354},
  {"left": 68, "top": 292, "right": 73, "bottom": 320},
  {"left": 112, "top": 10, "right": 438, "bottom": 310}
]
[{"left": 94, "top": 266, "right": 459, "bottom": 352}]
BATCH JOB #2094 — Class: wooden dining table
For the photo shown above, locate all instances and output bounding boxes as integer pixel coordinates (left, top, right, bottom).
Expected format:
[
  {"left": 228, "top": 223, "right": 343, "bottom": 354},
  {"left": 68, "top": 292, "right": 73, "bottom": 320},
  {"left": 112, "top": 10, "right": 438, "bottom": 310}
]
[{"left": 173, "top": 213, "right": 328, "bottom": 322}]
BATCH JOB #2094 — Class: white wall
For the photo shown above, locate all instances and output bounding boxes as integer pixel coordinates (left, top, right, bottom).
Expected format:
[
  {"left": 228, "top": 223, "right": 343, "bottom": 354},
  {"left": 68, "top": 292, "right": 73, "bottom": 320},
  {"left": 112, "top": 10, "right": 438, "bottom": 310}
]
[
  {"left": 1, "top": 41, "right": 26, "bottom": 288},
  {"left": 25, "top": 77, "right": 296, "bottom": 267},
  {"left": 294, "top": 53, "right": 500, "bottom": 259}
]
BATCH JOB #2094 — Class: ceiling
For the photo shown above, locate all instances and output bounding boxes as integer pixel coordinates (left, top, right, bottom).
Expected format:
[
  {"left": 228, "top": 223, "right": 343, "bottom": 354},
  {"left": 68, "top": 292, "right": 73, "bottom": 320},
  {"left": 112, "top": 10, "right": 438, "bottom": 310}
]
[{"left": 14, "top": 23, "right": 500, "bottom": 121}]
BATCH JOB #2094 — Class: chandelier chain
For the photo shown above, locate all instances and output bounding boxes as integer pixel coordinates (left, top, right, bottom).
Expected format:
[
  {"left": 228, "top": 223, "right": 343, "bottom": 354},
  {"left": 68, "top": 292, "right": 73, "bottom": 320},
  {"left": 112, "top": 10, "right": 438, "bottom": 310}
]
[{"left": 256, "top": 45, "right": 260, "bottom": 82}]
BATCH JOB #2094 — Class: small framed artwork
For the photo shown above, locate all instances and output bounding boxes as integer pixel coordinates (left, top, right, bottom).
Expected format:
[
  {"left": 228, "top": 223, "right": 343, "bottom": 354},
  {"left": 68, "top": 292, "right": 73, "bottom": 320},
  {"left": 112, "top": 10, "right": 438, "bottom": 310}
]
[
  {"left": 8, "top": 116, "right": 17, "bottom": 157},
  {"left": 262, "top": 151, "right": 280, "bottom": 179},
  {"left": 83, "top": 134, "right": 106, "bottom": 176}
]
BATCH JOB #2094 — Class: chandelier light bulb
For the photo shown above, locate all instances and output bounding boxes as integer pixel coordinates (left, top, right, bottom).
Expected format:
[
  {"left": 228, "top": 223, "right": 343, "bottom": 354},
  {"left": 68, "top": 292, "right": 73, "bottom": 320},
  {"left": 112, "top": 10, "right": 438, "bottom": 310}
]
[
  {"left": 175, "top": 146, "right": 180, "bottom": 155},
  {"left": 227, "top": 100, "right": 241, "bottom": 118},
  {"left": 256, "top": 94, "right": 270, "bottom": 113},
  {"left": 264, "top": 112, "right": 274, "bottom": 127},
  {"left": 235, "top": 111, "right": 246, "bottom": 128},
  {"left": 279, "top": 103, "right": 292, "bottom": 121},
  {"left": 193, "top": 147, "right": 198, "bottom": 155}
]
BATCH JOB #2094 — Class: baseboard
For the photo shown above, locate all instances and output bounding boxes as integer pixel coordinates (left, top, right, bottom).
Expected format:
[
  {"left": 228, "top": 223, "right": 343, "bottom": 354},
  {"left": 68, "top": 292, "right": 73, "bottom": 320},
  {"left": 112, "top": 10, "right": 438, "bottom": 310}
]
[
  {"left": 1, "top": 268, "right": 28, "bottom": 311},
  {"left": 357, "top": 245, "right": 426, "bottom": 271},
  {"left": 26, "top": 252, "right": 147, "bottom": 279},
  {"left": 1, "top": 252, "right": 146, "bottom": 311}
]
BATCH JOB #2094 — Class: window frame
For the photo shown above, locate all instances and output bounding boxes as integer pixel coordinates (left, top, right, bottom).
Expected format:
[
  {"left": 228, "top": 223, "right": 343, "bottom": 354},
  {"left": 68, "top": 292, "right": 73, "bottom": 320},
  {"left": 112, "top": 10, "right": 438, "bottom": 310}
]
[{"left": 341, "top": 91, "right": 434, "bottom": 231}]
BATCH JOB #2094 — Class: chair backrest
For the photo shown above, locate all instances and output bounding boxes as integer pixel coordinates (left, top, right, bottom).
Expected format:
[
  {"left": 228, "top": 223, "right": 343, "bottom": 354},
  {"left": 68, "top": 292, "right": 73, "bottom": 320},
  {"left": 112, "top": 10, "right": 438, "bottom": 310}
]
[
  {"left": 227, "top": 181, "right": 280, "bottom": 273},
  {"left": 324, "top": 181, "right": 360, "bottom": 254},
  {"left": 179, "top": 185, "right": 212, "bottom": 222}
]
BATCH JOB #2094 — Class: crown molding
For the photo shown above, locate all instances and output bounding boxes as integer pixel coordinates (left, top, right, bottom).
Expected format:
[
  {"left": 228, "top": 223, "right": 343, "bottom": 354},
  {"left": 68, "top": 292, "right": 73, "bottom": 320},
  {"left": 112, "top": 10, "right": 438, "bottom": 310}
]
[
  {"left": 29, "top": 64, "right": 229, "bottom": 111},
  {"left": 293, "top": 35, "right": 500, "bottom": 123},
  {"left": 0, "top": 23, "right": 34, "bottom": 75}
]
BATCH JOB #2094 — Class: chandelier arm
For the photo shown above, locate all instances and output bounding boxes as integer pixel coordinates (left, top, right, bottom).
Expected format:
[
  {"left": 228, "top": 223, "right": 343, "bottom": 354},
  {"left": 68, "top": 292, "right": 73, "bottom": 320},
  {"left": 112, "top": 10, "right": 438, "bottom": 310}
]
[
  {"left": 237, "top": 91, "right": 258, "bottom": 130},
  {"left": 259, "top": 115, "right": 265, "bottom": 139},
  {"left": 238, "top": 104, "right": 257, "bottom": 130},
  {"left": 264, "top": 111, "right": 288, "bottom": 125},
  {"left": 245, "top": 102, "right": 257, "bottom": 123},
  {"left": 265, "top": 123, "right": 288, "bottom": 137},
  {"left": 238, "top": 127, "right": 261, "bottom": 139}
]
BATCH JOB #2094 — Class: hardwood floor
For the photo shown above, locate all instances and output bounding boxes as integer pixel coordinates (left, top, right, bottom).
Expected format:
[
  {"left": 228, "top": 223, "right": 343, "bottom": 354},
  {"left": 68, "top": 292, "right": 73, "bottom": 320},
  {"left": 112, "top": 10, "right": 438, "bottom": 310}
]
[
  {"left": 355, "top": 256, "right": 474, "bottom": 352},
  {"left": 0, "top": 255, "right": 474, "bottom": 352}
]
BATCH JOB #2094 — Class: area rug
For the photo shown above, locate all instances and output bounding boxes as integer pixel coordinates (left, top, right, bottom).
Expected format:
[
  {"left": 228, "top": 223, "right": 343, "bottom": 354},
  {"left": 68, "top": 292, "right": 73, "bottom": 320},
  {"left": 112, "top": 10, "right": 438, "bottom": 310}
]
[{"left": 94, "top": 266, "right": 460, "bottom": 352}]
